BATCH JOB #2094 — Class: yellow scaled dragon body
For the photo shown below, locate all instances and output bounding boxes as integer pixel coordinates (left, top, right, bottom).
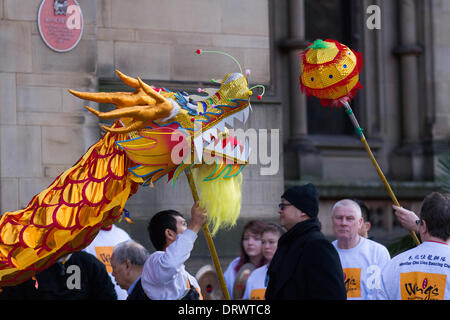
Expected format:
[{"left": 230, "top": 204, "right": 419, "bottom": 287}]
[{"left": 0, "top": 69, "right": 253, "bottom": 287}]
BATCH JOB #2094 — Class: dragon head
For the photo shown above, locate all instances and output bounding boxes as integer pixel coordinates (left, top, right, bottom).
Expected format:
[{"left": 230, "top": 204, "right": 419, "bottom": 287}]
[
  {"left": 69, "top": 55, "right": 261, "bottom": 233},
  {"left": 70, "top": 69, "right": 253, "bottom": 186}
]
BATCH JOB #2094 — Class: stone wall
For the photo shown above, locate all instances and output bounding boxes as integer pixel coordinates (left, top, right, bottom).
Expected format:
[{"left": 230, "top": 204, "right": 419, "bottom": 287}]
[
  {"left": 0, "top": 0, "right": 98, "bottom": 215},
  {"left": 430, "top": 0, "right": 450, "bottom": 143},
  {"left": 96, "top": 0, "right": 270, "bottom": 83},
  {"left": 0, "top": 0, "right": 281, "bottom": 273}
]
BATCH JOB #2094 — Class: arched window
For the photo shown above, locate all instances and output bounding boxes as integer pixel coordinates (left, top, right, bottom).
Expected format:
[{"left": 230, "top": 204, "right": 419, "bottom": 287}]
[{"left": 304, "top": 0, "right": 360, "bottom": 135}]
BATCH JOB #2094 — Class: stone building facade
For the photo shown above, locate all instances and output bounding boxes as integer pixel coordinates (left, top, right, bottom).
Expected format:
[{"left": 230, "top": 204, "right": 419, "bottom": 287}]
[
  {"left": 0, "top": 0, "right": 449, "bottom": 275},
  {"left": 276, "top": 0, "right": 449, "bottom": 244}
]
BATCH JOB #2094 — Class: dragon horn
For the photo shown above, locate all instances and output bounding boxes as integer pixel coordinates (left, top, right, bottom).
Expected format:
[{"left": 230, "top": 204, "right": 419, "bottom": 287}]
[
  {"left": 85, "top": 106, "right": 101, "bottom": 116},
  {"left": 69, "top": 89, "right": 131, "bottom": 104},
  {"left": 137, "top": 77, "right": 165, "bottom": 104},
  {"left": 115, "top": 70, "right": 140, "bottom": 88}
]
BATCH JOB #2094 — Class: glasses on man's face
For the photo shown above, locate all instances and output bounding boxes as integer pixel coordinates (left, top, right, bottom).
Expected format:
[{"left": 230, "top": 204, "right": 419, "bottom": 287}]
[{"left": 278, "top": 203, "right": 292, "bottom": 210}]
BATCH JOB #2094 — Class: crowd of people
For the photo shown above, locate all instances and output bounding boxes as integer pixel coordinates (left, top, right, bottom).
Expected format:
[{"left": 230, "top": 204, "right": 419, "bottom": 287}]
[{"left": 0, "top": 184, "right": 448, "bottom": 300}]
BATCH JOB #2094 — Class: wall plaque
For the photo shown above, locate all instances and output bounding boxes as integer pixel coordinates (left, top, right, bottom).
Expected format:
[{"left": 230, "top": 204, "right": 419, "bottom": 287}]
[{"left": 37, "top": 0, "right": 84, "bottom": 52}]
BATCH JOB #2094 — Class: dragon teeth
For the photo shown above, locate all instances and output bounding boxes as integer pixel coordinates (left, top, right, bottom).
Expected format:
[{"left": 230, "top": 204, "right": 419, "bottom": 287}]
[
  {"left": 205, "top": 140, "right": 217, "bottom": 152},
  {"left": 201, "top": 106, "right": 250, "bottom": 141},
  {"left": 228, "top": 108, "right": 250, "bottom": 127},
  {"left": 196, "top": 106, "right": 251, "bottom": 162},
  {"left": 202, "top": 128, "right": 216, "bottom": 143},
  {"left": 231, "top": 109, "right": 243, "bottom": 124},
  {"left": 194, "top": 134, "right": 203, "bottom": 161},
  {"left": 241, "top": 139, "right": 251, "bottom": 162},
  {"left": 243, "top": 107, "right": 250, "bottom": 122},
  {"left": 223, "top": 141, "right": 234, "bottom": 155},
  {"left": 215, "top": 120, "right": 226, "bottom": 133},
  {"left": 224, "top": 115, "right": 234, "bottom": 127},
  {"left": 209, "top": 128, "right": 219, "bottom": 140}
]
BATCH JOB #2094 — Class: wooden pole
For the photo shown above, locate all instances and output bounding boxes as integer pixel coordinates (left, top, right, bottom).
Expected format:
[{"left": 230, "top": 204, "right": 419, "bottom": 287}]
[
  {"left": 343, "top": 102, "right": 420, "bottom": 246},
  {"left": 185, "top": 169, "right": 231, "bottom": 300}
]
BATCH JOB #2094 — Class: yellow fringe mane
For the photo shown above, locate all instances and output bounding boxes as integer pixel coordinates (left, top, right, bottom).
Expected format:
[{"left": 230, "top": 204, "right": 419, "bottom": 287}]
[{"left": 192, "top": 166, "right": 242, "bottom": 235}]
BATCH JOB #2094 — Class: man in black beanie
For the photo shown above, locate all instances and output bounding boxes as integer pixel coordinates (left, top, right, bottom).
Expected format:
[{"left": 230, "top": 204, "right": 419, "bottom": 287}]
[{"left": 265, "top": 183, "right": 347, "bottom": 300}]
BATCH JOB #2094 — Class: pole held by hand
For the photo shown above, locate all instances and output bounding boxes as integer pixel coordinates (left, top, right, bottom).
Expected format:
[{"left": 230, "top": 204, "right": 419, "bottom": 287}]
[
  {"left": 185, "top": 169, "right": 231, "bottom": 300},
  {"left": 343, "top": 102, "right": 420, "bottom": 246}
]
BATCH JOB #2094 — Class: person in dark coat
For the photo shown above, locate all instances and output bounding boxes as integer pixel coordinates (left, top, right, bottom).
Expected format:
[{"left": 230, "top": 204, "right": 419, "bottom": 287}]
[
  {"left": 265, "top": 183, "right": 347, "bottom": 300},
  {"left": 110, "top": 240, "right": 150, "bottom": 300},
  {"left": 126, "top": 276, "right": 147, "bottom": 300},
  {"left": 0, "top": 251, "right": 117, "bottom": 300}
]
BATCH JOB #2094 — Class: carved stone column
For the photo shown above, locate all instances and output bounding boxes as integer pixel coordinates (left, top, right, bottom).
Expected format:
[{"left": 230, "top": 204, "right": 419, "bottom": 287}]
[
  {"left": 391, "top": 0, "right": 425, "bottom": 180},
  {"left": 287, "top": 0, "right": 307, "bottom": 139},
  {"left": 280, "top": 0, "right": 322, "bottom": 181},
  {"left": 398, "top": 0, "right": 421, "bottom": 145}
]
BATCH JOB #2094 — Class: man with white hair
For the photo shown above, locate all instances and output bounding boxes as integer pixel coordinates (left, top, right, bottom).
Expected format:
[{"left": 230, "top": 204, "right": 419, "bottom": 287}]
[
  {"left": 331, "top": 199, "right": 391, "bottom": 299},
  {"left": 111, "top": 240, "right": 150, "bottom": 300}
]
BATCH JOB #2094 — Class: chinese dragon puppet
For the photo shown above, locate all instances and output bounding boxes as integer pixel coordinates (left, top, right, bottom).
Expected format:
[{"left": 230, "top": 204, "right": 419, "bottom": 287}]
[{"left": 0, "top": 52, "right": 257, "bottom": 288}]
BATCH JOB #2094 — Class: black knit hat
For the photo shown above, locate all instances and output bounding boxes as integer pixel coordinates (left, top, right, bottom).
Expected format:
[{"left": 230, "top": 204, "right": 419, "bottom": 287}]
[{"left": 281, "top": 183, "right": 319, "bottom": 218}]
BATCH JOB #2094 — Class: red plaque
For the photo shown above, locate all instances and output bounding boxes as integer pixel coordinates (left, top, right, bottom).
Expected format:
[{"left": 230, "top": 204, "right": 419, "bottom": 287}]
[{"left": 37, "top": 0, "right": 84, "bottom": 52}]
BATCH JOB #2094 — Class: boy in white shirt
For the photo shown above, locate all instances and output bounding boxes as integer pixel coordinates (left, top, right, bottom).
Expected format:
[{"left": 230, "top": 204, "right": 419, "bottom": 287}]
[{"left": 141, "top": 202, "right": 207, "bottom": 300}]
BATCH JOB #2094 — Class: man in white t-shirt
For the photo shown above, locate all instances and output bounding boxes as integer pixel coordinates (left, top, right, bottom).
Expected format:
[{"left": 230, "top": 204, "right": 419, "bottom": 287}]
[
  {"left": 331, "top": 199, "right": 391, "bottom": 300},
  {"left": 83, "top": 224, "right": 131, "bottom": 300},
  {"left": 378, "top": 192, "right": 450, "bottom": 300}
]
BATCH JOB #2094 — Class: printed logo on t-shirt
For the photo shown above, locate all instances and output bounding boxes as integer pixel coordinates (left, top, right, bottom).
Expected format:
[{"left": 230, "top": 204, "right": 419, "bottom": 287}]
[
  {"left": 343, "top": 268, "right": 361, "bottom": 298},
  {"left": 400, "top": 271, "right": 446, "bottom": 300},
  {"left": 250, "top": 288, "right": 266, "bottom": 300},
  {"left": 94, "top": 246, "right": 114, "bottom": 273}
]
